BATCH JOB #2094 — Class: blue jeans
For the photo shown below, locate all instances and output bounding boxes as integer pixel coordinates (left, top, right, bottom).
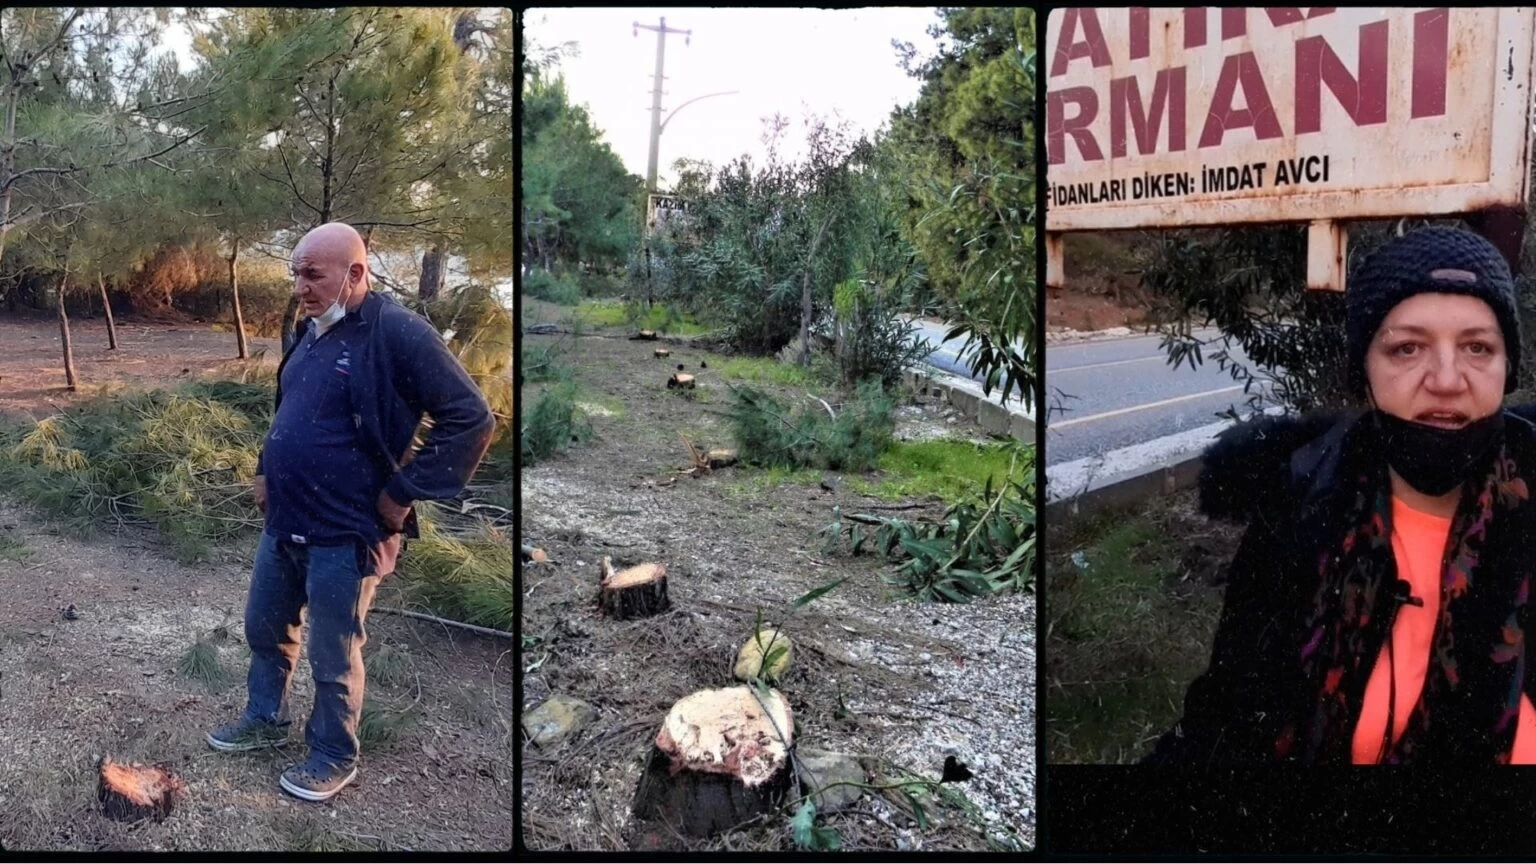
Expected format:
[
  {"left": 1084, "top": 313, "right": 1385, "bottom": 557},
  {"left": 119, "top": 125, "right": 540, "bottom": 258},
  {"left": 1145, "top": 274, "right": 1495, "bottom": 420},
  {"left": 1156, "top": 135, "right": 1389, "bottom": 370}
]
[{"left": 242, "top": 532, "right": 382, "bottom": 770}]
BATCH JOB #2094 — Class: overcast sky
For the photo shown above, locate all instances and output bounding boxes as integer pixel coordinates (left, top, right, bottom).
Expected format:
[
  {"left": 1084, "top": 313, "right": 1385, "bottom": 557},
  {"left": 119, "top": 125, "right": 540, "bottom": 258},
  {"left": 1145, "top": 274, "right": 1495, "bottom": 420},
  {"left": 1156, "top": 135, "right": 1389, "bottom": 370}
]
[{"left": 525, "top": 7, "right": 940, "bottom": 189}]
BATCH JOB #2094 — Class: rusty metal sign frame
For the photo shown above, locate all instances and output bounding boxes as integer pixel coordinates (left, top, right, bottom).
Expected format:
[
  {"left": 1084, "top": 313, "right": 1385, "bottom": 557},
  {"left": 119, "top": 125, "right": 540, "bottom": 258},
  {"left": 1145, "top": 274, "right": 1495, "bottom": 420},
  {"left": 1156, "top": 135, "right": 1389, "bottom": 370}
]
[
  {"left": 646, "top": 192, "right": 691, "bottom": 236},
  {"left": 1044, "top": 8, "right": 1536, "bottom": 292}
]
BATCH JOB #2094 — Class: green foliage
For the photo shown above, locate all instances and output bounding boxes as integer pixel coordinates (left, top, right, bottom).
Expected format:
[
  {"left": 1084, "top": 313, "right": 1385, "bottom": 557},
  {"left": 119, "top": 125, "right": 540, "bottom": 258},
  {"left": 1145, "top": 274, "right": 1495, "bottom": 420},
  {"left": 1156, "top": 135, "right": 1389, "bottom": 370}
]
[
  {"left": 0, "top": 387, "right": 270, "bottom": 562},
  {"left": 366, "top": 644, "right": 416, "bottom": 689},
  {"left": 1045, "top": 498, "right": 1227, "bottom": 763},
  {"left": 715, "top": 356, "right": 813, "bottom": 388},
  {"left": 656, "top": 116, "right": 866, "bottom": 357},
  {"left": 821, "top": 445, "right": 1036, "bottom": 602},
  {"left": 882, "top": 8, "right": 1035, "bottom": 409},
  {"left": 524, "top": 270, "right": 582, "bottom": 306},
  {"left": 829, "top": 278, "right": 932, "bottom": 388},
  {"left": 398, "top": 505, "right": 514, "bottom": 632},
  {"left": 727, "top": 379, "right": 893, "bottom": 473},
  {"left": 521, "top": 340, "right": 573, "bottom": 384},
  {"left": 426, "top": 283, "right": 514, "bottom": 438},
  {"left": 521, "top": 59, "right": 642, "bottom": 274},
  {"left": 178, "top": 636, "right": 229, "bottom": 691},
  {"left": 866, "top": 438, "right": 1016, "bottom": 502},
  {"left": 358, "top": 696, "right": 417, "bottom": 749},
  {"left": 0, "top": 374, "right": 512, "bottom": 637},
  {"left": 521, "top": 383, "right": 591, "bottom": 466},
  {"left": 1140, "top": 220, "right": 1475, "bottom": 414},
  {"left": 791, "top": 801, "right": 842, "bottom": 851},
  {"left": 191, "top": 9, "right": 477, "bottom": 233}
]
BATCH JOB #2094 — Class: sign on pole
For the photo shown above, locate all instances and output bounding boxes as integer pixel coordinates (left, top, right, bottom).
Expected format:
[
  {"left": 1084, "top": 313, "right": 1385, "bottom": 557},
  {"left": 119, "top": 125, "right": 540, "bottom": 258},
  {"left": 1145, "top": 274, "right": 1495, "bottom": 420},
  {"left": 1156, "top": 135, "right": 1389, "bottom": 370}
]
[
  {"left": 1044, "top": 7, "right": 1536, "bottom": 290},
  {"left": 646, "top": 192, "right": 691, "bottom": 236}
]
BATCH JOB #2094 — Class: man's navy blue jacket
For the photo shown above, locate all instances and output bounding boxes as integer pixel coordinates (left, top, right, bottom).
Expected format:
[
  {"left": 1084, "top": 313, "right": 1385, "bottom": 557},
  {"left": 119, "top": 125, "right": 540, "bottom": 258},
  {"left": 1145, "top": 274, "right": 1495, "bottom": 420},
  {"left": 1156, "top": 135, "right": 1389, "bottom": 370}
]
[{"left": 256, "top": 290, "right": 496, "bottom": 542}]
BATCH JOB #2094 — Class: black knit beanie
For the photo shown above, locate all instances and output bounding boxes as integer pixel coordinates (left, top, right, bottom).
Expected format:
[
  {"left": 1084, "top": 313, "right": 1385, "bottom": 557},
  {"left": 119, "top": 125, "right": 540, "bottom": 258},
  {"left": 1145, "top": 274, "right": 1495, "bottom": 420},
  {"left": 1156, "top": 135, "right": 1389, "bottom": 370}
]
[{"left": 1347, "top": 226, "right": 1522, "bottom": 397}]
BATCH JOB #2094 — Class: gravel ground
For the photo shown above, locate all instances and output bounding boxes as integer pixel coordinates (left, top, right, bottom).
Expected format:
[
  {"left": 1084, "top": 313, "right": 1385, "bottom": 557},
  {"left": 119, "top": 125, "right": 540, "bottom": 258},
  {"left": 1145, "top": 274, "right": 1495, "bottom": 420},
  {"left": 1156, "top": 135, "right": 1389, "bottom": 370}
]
[{"left": 519, "top": 325, "right": 1035, "bottom": 852}]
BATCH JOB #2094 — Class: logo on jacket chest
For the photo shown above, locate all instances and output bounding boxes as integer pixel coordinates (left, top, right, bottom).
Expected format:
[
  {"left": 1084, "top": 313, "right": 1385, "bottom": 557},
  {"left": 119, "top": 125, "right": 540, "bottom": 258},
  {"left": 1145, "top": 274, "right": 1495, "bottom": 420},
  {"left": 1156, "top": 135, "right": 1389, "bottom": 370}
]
[{"left": 334, "top": 347, "right": 351, "bottom": 377}]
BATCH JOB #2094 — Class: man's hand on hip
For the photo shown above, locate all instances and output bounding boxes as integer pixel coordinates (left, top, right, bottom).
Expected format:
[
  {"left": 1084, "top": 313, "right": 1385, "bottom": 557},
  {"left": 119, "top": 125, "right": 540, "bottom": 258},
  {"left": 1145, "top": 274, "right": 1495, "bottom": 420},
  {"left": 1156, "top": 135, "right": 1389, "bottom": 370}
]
[
  {"left": 377, "top": 489, "right": 412, "bottom": 532},
  {"left": 253, "top": 475, "right": 267, "bottom": 515}
]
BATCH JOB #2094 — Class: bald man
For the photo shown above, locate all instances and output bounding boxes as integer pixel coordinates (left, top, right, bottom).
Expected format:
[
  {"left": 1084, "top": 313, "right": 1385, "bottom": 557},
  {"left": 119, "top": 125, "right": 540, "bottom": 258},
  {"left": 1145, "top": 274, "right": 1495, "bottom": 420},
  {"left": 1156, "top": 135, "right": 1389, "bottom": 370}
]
[{"left": 206, "top": 222, "right": 495, "bottom": 802}]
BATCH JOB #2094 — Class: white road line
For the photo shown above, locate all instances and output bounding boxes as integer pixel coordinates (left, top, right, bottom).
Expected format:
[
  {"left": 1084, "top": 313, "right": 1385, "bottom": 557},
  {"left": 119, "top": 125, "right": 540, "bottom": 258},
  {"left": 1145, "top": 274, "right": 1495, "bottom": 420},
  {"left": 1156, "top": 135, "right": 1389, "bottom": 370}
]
[
  {"left": 1050, "top": 354, "right": 1166, "bottom": 373},
  {"left": 1049, "top": 385, "right": 1246, "bottom": 429}
]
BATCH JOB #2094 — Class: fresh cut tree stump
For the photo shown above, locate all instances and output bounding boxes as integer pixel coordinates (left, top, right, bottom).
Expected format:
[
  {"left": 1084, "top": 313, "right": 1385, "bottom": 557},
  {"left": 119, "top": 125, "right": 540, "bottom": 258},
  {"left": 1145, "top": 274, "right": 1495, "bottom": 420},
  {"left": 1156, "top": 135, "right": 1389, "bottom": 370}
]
[
  {"left": 632, "top": 330, "right": 659, "bottom": 341},
  {"left": 598, "top": 557, "right": 670, "bottom": 619},
  {"left": 632, "top": 686, "right": 795, "bottom": 836},
  {"left": 654, "top": 348, "right": 670, "bottom": 358},
  {"left": 98, "top": 756, "right": 186, "bottom": 823},
  {"left": 707, "top": 448, "right": 738, "bottom": 469},
  {"left": 667, "top": 373, "right": 695, "bottom": 389}
]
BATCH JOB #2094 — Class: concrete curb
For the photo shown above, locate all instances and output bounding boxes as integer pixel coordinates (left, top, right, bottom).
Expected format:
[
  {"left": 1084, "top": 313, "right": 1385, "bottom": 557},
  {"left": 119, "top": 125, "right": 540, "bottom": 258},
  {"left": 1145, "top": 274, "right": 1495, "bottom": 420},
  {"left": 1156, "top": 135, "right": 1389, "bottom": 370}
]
[
  {"left": 1045, "top": 452, "right": 1205, "bottom": 520},
  {"left": 1044, "top": 406, "right": 1285, "bottom": 521},
  {"left": 905, "top": 366, "right": 1035, "bottom": 444}
]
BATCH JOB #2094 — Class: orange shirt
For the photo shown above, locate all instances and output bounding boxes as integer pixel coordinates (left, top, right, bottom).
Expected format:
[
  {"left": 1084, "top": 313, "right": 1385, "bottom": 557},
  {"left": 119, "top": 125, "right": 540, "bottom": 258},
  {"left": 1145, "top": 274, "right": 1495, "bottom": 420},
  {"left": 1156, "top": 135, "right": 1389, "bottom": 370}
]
[{"left": 1351, "top": 496, "right": 1536, "bottom": 764}]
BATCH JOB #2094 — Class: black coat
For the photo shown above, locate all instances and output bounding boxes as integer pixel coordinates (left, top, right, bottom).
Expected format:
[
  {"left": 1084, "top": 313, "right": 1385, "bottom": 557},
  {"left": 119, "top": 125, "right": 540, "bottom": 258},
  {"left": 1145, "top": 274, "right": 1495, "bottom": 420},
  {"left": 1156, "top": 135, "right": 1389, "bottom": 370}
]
[{"left": 1143, "top": 404, "right": 1536, "bottom": 765}]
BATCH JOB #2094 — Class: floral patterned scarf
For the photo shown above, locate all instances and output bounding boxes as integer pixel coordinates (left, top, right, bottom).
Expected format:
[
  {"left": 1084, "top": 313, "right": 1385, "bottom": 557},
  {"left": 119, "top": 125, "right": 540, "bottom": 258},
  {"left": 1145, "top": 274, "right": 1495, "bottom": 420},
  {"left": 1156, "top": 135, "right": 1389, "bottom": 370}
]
[{"left": 1283, "top": 416, "right": 1535, "bottom": 765}]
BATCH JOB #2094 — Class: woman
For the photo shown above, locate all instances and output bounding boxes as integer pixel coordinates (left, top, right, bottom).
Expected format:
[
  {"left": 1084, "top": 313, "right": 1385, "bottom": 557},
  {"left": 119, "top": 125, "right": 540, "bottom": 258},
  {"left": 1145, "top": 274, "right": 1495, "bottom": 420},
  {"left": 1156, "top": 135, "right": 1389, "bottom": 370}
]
[{"left": 1147, "top": 226, "right": 1536, "bottom": 766}]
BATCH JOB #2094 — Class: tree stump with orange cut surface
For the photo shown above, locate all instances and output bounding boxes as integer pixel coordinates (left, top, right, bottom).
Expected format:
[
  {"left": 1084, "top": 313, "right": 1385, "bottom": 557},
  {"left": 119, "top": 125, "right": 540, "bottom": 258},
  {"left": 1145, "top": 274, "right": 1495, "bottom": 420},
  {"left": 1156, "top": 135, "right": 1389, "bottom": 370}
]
[
  {"left": 598, "top": 557, "right": 670, "bottom": 620},
  {"left": 98, "top": 756, "right": 186, "bottom": 823},
  {"left": 631, "top": 685, "right": 795, "bottom": 836}
]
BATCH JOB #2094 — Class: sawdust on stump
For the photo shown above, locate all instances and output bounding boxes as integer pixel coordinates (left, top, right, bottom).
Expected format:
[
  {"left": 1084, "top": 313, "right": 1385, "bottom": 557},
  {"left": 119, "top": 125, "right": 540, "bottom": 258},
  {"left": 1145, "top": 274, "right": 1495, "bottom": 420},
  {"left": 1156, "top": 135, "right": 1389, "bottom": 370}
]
[
  {"left": 98, "top": 756, "right": 186, "bottom": 823},
  {"left": 631, "top": 685, "right": 795, "bottom": 837},
  {"left": 598, "top": 557, "right": 670, "bottom": 620}
]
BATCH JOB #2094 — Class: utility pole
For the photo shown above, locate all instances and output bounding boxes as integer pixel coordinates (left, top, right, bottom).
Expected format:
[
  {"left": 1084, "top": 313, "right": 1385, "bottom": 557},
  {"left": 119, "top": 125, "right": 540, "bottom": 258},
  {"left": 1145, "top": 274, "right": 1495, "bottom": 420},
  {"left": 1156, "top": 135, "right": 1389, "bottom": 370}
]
[{"left": 634, "top": 16, "right": 690, "bottom": 193}]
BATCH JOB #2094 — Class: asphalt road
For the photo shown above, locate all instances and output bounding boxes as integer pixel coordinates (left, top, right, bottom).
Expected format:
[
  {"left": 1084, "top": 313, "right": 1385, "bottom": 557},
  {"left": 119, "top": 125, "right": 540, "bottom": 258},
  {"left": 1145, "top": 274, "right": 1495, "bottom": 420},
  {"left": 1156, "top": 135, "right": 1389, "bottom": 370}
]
[
  {"left": 908, "top": 317, "right": 1030, "bottom": 389},
  {"left": 1044, "top": 328, "right": 1281, "bottom": 466}
]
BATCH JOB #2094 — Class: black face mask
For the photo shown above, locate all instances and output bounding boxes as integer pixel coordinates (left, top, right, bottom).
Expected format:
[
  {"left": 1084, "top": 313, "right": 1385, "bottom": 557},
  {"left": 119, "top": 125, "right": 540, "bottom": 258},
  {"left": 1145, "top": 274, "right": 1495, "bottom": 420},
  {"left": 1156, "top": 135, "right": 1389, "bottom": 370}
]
[{"left": 1372, "top": 409, "right": 1505, "bottom": 496}]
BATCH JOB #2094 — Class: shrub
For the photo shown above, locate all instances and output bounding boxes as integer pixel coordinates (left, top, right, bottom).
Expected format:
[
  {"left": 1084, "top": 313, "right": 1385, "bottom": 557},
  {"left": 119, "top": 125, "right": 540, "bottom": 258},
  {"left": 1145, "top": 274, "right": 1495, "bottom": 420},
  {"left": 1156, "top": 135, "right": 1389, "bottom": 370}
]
[
  {"left": 523, "top": 269, "right": 582, "bottom": 306},
  {"left": 831, "top": 278, "right": 932, "bottom": 388},
  {"left": 521, "top": 383, "right": 590, "bottom": 465}
]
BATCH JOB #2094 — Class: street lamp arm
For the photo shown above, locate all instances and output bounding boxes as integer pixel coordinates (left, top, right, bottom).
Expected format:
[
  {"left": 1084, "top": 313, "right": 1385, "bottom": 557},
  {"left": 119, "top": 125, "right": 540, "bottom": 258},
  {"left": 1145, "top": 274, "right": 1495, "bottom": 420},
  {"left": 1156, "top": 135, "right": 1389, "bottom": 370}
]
[{"left": 660, "top": 90, "right": 740, "bottom": 134}]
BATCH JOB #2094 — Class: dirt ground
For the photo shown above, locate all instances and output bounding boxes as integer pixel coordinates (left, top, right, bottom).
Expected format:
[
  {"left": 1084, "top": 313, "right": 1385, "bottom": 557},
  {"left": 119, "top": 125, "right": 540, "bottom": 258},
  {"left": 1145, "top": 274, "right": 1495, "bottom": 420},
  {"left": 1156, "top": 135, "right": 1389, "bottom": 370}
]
[
  {"left": 1047, "top": 231, "right": 1154, "bottom": 333},
  {"left": 0, "top": 316, "right": 282, "bottom": 419},
  {"left": 519, "top": 302, "right": 1036, "bottom": 852},
  {"left": 0, "top": 316, "right": 513, "bottom": 851}
]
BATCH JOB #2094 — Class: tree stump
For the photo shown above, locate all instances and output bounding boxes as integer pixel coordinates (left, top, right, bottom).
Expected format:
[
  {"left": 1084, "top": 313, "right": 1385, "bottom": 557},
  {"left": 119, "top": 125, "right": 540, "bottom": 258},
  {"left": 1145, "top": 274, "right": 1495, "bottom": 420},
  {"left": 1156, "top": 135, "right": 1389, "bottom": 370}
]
[
  {"left": 632, "top": 686, "right": 795, "bottom": 837},
  {"left": 598, "top": 557, "right": 670, "bottom": 619},
  {"left": 654, "top": 348, "right": 670, "bottom": 358},
  {"left": 98, "top": 756, "right": 186, "bottom": 823},
  {"left": 667, "top": 373, "right": 695, "bottom": 389},
  {"left": 707, "top": 448, "right": 738, "bottom": 469},
  {"left": 632, "top": 330, "right": 659, "bottom": 341}
]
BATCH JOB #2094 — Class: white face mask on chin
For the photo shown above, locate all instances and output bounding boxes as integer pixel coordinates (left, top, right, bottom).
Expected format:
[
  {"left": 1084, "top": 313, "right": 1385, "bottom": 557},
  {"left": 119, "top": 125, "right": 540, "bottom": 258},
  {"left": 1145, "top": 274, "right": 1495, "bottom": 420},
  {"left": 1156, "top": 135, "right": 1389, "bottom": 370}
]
[{"left": 312, "top": 276, "right": 353, "bottom": 333}]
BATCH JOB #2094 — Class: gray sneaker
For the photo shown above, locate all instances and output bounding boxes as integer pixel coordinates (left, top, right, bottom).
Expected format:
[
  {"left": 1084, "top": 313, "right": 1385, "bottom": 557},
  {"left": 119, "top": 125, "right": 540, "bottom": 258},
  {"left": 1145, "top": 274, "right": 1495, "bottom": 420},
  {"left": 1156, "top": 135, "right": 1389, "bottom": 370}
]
[
  {"left": 206, "top": 717, "right": 289, "bottom": 752},
  {"left": 279, "top": 758, "right": 358, "bottom": 802}
]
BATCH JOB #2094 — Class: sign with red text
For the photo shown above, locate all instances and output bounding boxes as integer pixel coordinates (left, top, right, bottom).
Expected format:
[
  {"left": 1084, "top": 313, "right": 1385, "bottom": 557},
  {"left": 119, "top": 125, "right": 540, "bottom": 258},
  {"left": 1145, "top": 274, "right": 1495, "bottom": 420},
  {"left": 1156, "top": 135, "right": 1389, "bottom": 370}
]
[{"left": 1045, "top": 7, "right": 1536, "bottom": 232}]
